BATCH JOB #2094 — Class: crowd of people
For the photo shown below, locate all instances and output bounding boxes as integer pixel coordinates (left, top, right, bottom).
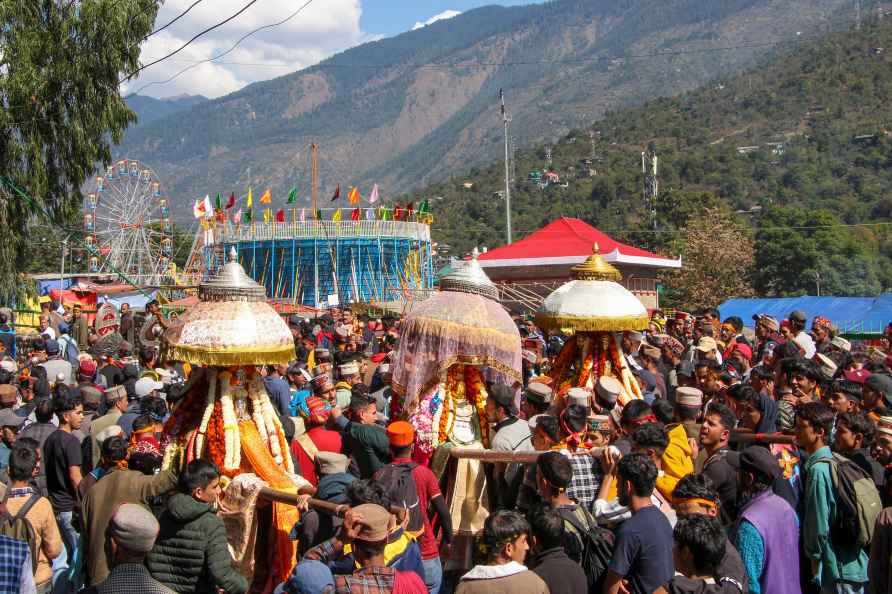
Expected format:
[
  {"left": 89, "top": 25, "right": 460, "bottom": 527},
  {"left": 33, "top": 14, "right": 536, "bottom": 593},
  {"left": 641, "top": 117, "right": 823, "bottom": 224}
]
[{"left": 2, "top": 301, "right": 892, "bottom": 594}]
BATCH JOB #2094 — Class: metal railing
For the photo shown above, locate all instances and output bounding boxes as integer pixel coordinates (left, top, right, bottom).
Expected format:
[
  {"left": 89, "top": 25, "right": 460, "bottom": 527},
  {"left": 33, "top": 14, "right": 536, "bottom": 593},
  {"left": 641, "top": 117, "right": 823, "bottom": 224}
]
[{"left": 221, "top": 220, "right": 431, "bottom": 242}]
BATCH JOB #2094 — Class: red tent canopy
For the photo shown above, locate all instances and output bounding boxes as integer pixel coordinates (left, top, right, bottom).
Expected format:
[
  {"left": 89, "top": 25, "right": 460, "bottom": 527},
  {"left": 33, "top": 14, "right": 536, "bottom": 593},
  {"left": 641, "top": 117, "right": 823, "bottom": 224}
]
[{"left": 478, "top": 217, "right": 680, "bottom": 269}]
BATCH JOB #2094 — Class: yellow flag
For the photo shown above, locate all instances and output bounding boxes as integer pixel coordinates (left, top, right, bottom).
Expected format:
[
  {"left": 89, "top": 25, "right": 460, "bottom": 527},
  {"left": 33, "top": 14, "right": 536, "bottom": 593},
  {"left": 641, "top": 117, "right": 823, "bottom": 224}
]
[
  {"left": 260, "top": 188, "right": 272, "bottom": 204},
  {"left": 332, "top": 208, "right": 342, "bottom": 222},
  {"left": 247, "top": 187, "right": 253, "bottom": 209},
  {"left": 263, "top": 208, "right": 271, "bottom": 223}
]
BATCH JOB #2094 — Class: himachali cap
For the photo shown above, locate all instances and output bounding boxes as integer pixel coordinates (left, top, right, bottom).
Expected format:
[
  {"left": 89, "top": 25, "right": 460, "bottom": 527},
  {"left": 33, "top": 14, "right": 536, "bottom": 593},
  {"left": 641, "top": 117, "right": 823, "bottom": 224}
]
[
  {"left": 595, "top": 376, "right": 623, "bottom": 406},
  {"left": 812, "top": 316, "right": 832, "bottom": 330},
  {"left": 524, "top": 382, "right": 553, "bottom": 406},
  {"left": 877, "top": 416, "right": 892, "bottom": 438},
  {"left": 0, "top": 384, "right": 17, "bottom": 406},
  {"left": 831, "top": 336, "right": 852, "bottom": 352},
  {"left": 674, "top": 311, "right": 692, "bottom": 321},
  {"left": 386, "top": 420, "right": 416, "bottom": 447},
  {"left": 753, "top": 314, "right": 779, "bottom": 331},
  {"left": 676, "top": 386, "right": 704, "bottom": 407},
  {"left": 338, "top": 362, "right": 359, "bottom": 377},
  {"left": 352, "top": 503, "right": 391, "bottom": 542},
  {"left": 314, "top": 348, "right": 331, "bottom": 362},
  {"left": 814, "top": 353, "right": 838, "bottom": 381},
  {"left": 695, "top": 336, "right": 718, "bottom": 352},
  {"left": 316, "top": 451, "right": 350, "bottom": 475},
  {"left": 566, "top": 387, "right": 591, "bottom": 409},
  {"left": 303, "top": 396, "right": 332, "bottom": 425},
  {"left": 105, "top": 385, "right": 127, "bottom": 403},
  {"left": 0, "top": 360, "right": 16, "bottom": 374},
  {"left": 311, "top": 374, "right": 333, "bottom": 390},
  {"left": 589, "top": 414, "right": 611, "bottom": 430},
  {"left": 95, "top": 424, "right": 123, "bottom": 446},
  {"left": 640, "top": 344, "right": 661, "bottom": 361},
  {"left": 0, "top": 408, "right": 25, "bottom": 428},
  {"left": 789, "top": 310, "right": 807, "bottom": 324},
  {"left": 731, "top": 342, "right": 752, "bottom": 362},
  {"left": 78, "top": 359, "right": 97, "bottom": 377}
]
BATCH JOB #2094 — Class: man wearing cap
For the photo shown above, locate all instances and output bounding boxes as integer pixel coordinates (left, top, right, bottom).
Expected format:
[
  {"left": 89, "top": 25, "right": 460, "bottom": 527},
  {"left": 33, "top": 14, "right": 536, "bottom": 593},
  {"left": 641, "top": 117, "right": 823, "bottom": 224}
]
[
  {"left": 720, "top": 316, "right": 749, "bottom": 362},
  {"left": 486, "top": 384, "right": 533, "bottom": 508},
  {"left": 673, "top": 386, "right": 704, "bottom": 441},
  {"left": 40, "top": 339, "right": 72, "bottom": 387},
  {"left": 89, "top": 385, "right": 128, "bottom": 467},
  {"left": 753, "top": 315, "right": 780, "bottom": 364},
  {"left": 374, "top": 422, "right": 452, "bottom": 594},
  {"left": 621, "top": 330, "right": 645, "bottom": 371},
  {"left": 733, "top": 446, "right": 801, "bottom": 594},
  {"left": 118, "top": 377, "right": 164, "bottom": 437},
  {"left": 296, "top": 452, "right": 356, "bottom": 550},
  {"left": 0, "top": 408, "right": 25, "bottom": 470},
  {"left": 788, "top": 310, "right": 816, "bottom": 358},
  {"left": 334, "top": 361, "right": 361, "bottom": 409},
  {"left": 594, "top": 376, "right": 622, "bottom": 417},
  {"left": 293, "top": 396, "right": 342, "bottom": 487},
  {"left": 694, "top": 336, "right": 721, "bottom": 364},
  {"left": 70, "top": 303, "right": 91, "bottom": 351},
  {"left": 862, "top": 374, "right": 892, "bottom": 422},
  {"left": 521, "top": 383, "right": 553, "bottom": 420},
  {"left": 812, "top": 316, "right": 834, "bottom": 356},
  {"left": 312, "top": 503, "right": 427, "bottom": 594},
  {"left": 639, "top": 344, "right": 667, "bottom": 399},
  {"left": 90, "top": 503, "right": 176, "bottom": 594}
]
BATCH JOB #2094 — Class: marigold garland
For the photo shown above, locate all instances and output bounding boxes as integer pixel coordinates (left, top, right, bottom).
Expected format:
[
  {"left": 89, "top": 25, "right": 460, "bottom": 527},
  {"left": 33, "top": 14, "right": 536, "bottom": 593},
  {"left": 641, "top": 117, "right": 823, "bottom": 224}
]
[{"left": 465, "top": 365, "right": 490, "bottom": 448}]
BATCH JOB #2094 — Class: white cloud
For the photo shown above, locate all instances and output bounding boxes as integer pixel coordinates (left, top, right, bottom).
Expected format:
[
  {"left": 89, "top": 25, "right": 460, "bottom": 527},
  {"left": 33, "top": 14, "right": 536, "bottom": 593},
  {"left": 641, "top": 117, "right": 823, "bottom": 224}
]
[
  {"left": 411, "top": 10, "right": 461, "bottom": 31},
  {"left": 122, "top": 0, "right": 370, "bottom": 99}
]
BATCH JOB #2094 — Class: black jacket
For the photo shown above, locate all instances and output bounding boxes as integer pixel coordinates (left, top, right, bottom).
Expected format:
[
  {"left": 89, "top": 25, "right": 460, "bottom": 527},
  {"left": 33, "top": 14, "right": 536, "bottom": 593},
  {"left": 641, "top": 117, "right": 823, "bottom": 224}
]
[{"left": 529, "top": 547, "right": 587, "bottom": 594}]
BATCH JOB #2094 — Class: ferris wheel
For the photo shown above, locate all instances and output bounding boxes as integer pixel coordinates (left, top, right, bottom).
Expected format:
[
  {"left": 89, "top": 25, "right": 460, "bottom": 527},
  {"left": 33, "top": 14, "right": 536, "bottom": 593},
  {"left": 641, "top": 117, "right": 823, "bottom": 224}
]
[{"left": 83, "top": 159, "right": 173, "bottom": 285}]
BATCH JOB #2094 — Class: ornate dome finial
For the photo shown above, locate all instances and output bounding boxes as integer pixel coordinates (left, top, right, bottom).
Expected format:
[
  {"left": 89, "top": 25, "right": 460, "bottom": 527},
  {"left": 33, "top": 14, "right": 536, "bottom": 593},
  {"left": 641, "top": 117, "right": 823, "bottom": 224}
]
[{"left": 570, "top": 242, "right": 621, "bottom": 281}]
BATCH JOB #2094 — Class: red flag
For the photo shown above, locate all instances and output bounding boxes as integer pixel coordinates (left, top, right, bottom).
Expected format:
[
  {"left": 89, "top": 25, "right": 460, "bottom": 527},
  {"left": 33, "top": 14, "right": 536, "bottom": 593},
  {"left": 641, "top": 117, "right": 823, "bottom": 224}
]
[
  {"left": 225, "top": 193, "right": 235, "bottom": 209},
  {"left": 393, "top": 203, "right": 404, "bottom": 221},
  {"left": 275, "top": 209, "right": 285, "bottom": 223},
  {"left": 331, "top": 184, "right": 340, "bottom": 201},
  {"left": 351, "top": 208, "right": 360, "bottom": 221},
  {"left": 407, "top": 201, "right": 415, "bottom": 218}
]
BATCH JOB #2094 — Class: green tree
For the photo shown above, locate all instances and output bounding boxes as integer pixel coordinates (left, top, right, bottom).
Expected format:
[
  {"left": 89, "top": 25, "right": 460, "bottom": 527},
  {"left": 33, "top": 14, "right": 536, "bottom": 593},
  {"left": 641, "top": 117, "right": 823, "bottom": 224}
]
[
  {"left": 754, "top": 206, "right": 882, "bottom": 296},
  {"left": 0, "top": 0, "right": 159, "bottom": 299}
]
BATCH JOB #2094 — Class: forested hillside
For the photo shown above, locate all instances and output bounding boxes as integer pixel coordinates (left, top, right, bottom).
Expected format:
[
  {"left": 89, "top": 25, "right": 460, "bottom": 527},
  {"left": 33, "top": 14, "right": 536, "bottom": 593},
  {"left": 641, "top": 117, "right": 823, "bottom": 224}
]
[
  {"left": 417, "top": 16, "right": 892, "bottom": 298},
  {"left": 114, "top": 0, "right": 856, "bottom": 218}
]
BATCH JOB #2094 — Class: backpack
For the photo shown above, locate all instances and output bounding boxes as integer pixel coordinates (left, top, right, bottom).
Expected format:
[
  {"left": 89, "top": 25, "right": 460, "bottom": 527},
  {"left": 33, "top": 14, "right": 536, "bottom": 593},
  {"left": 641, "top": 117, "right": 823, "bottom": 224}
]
[
  {"left": 0, "top": 491, "right": 41, "bottom": 574},
  {"left": 558, "top": 506, "right": 614, "bottom": 594},
  {"left": 373, "top": 462, "right": 423, "bottom": 537},
  {"left": 813, "top": 452, "right": 882, "bottom": 548}
]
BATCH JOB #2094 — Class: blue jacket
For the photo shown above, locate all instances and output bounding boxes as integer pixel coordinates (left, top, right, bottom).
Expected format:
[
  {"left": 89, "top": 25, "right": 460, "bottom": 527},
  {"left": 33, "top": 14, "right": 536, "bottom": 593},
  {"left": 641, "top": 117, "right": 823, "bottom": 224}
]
[{"left": 802, "top": 446, "right": 868, "bottom": 586}]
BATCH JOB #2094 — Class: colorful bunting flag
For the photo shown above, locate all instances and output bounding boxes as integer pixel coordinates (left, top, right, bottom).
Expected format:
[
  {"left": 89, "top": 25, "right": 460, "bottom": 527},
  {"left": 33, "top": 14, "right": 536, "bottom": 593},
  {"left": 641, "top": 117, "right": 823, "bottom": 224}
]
[
  {"left": 244, "top": 208, "right": 253, "bottom": 223},
  {"left": 299, "top": 208, "right": 306, "bottom": 222},
  {"left": 246, "top": 187, "right": 253, "bottom": 209},
  {"left": 233, "top": 209, "right": 242, "bottom": 224},
  {"left": 287, "top": 186, "right": 297, "bottom": 204},
  {"left": 214, "top": 192, "right": 222, "bottom": 210},
  {"left": 347, "top": 186, "right": 360, "bottom": 205},
  {"left": 260, "top": 188, "right": 272, "bottom": 204},
  {"left": 192, "top": 197, "right": 206, "bottom": 219},
  {"left": 275, "top": 209, "right": 285, "bottom": 223},
  {"left": 225, "top": 193, "right": 235, "bottom": 209},
  {"left": 369, "top": 184, "right": 379, "bottom": 204},
  {"left": 351, "top": 207, "right": 360, "bottom": 221},
  {"left": 332, "top": 208, "right": 342, "bottom": 222},
  {"left": 379, "top": 207, "right": 389, "bottom": 221},
  {"left": 419, "top": 199, "right": 429, "bottom": 215},
  {"left": 314, "top": 209, "right": 322, "bottom": 220},
  {"left": 331, "top": 184, "right": 340, "bottom": 201},
  {"left": 263, "top": 208, "right": 271, "bottom": 223},
  {"left": 365, "top": 208, "right": 375, "bottom": 220},
  {"left": 407, "top": 202, "right": 415, "bottom": 218}
]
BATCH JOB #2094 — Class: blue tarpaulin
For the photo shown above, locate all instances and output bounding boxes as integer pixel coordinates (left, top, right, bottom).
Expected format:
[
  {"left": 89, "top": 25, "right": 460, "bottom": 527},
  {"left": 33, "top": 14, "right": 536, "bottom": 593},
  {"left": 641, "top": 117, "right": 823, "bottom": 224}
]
[{"left": 718, "top": 294, "right": 892, "bottom": 336}]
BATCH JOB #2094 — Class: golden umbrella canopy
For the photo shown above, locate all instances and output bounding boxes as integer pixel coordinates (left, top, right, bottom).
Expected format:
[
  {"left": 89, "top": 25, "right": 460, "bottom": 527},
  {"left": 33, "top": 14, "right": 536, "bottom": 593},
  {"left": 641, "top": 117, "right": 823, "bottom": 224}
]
[
  {"left": 392, "top": 250, "right": 521, "bottom": 411},
  {"left": 535, "top": 244, "right": 649, "bottom": 333},
  {"left": 163, "top": 248, "right": 295, "bottom": 366}
]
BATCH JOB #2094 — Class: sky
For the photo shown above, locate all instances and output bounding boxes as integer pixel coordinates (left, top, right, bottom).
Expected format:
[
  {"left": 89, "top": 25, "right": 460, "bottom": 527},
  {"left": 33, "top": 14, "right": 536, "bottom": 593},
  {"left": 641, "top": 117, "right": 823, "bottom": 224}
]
[{"left": 123, "top": 0, "right": 539, "bottom": 100}]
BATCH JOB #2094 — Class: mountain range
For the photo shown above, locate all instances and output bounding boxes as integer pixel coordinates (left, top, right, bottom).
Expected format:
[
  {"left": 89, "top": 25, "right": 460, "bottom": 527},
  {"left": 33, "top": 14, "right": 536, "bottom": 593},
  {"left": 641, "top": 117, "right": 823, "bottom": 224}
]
[{"left": 114, "top": 0, "right": 859, "bottom": 220}]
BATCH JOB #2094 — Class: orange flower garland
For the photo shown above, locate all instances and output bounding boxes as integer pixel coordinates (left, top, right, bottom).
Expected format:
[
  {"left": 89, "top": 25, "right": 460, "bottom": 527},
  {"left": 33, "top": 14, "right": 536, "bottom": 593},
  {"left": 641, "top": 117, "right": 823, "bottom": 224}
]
[
  {"left": 465, "top": 365, "right": 490, "bottom": 448},
  {"left": 205, "top": 401, "right": 226, "bottom": 471}
]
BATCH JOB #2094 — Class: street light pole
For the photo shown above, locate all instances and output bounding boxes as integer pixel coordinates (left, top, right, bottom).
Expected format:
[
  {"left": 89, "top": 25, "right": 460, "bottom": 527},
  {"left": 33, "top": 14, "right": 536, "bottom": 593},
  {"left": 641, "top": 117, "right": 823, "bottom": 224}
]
[{"left": 500, "top": 89, "right": 512, "bottom": 244}]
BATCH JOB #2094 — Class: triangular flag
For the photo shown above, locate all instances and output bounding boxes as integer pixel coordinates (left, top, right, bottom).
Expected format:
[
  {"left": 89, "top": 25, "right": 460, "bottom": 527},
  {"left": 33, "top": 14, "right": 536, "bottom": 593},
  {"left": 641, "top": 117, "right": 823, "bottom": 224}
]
[
  {"left": 275, "top": 209, "right": 285, "bottom": 223},
  {"left": 225, "top": 193, "right": 235, "bottom": 209},
  {"left": 332, "top": 208, "right": 342, "bottom": 222},
  {"left": 246, "top": 187, "right": 253, "bottom": 209},
  {"left": 214, "top": 192, "right": 222, "bottom": 210},
  {"left": 299, "top": 208, "right": 306, "bottom": 222},
  {"left": 365, "top": 208, "right": 374, "bottom": 220},
  {"left": 263, "top": 208, "right": 271, "bottom": 223},
  {"left": 287, "top": 187, "right": 297, "bottom": 204},
  {"left": 331, "top": 184, "right": 340, "bottom": 201},
  {"left": 347, "top": 186, "right": 360, "bottom": 205},
  {"left": 202, "top": 194, "right": 213, "bottom": 218},
  {"left": 419, "top": 198, "right": 430, "bottom": 215},
  {"left": 380, "top": 207, "right": 390, "bottom": 221},
  {"left": 407, "top": 201, "right": 415, "bottom": 218},
  {"left": 192, "top": 198, "right": 205, "bottom": 219},
  {"left": 369, "top": 184, "right": 379, "bottom": 204},
  {"left": 314, "top": 209, "right": 322, "bottom": 220},
  {"left": 244, "top": 209, "right": 252, "bottom": 223},
  {"left": 233, "top": 209, "right": 242, "bottom": 224},
  {"left": 351, "top": 207, "right": 360, "bottom": 221},
  {"left": 260, "top": 188, "right": 272, "bottom": 204},
  {"left": 393, "top": 203, "right": 403, "bottom": 221}
]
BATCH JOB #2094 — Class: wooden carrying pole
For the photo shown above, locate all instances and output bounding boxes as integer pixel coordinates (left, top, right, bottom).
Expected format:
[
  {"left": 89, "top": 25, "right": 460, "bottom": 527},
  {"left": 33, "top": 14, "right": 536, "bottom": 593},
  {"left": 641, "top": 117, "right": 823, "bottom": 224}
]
[
  {"left": 258, "top": 488, "right": 406, "bottom": 520},
  {"left": 729, "top": 431, "right": 797, "bottom": 445},
  {"left": 448, "top": 447, "right": 605, "bottom": 463}
]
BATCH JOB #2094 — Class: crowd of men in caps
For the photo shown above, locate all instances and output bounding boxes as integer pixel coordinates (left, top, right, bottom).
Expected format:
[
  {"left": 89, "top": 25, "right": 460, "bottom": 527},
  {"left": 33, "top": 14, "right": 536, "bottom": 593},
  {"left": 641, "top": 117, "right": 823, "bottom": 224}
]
[{"left": 5, "top": 300, "right": 892, "bottom": 594}]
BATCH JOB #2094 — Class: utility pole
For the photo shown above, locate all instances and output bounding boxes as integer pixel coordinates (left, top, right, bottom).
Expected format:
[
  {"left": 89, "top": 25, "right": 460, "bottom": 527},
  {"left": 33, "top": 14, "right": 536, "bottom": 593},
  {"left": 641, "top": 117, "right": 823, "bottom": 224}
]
[
  {"left": 500, "top": 89, "right": 512, "bottom": 244},
  {"left": 310, "top": 143, "right": 318, "bottom": 216},
  {"left": 856, "top": 0, "right": 862, "bottom": 30},
  {"left": 642, "top": 143, "right": 658, "bottom": 231}
]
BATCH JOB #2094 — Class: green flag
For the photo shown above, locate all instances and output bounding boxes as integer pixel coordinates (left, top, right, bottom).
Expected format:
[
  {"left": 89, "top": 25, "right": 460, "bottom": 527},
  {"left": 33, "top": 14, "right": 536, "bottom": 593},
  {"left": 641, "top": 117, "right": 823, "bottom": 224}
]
[
  {"left": 419, "top": 199, "right": 429, "bottom": 215},
  {"left": 314, "top": 209, "right": 322, "bottom": 220},
  {"left": 287, "top": 186, "right": 297, "bottom": 204},
  {"left": 244, "top": 208, "right": 253, "bottom": 223},
  {"left": 214, "top": 192, "right": 222, "bottom": 210},
  {"left": 380, "top": 207, "right": 389, "bottom": 221}
]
